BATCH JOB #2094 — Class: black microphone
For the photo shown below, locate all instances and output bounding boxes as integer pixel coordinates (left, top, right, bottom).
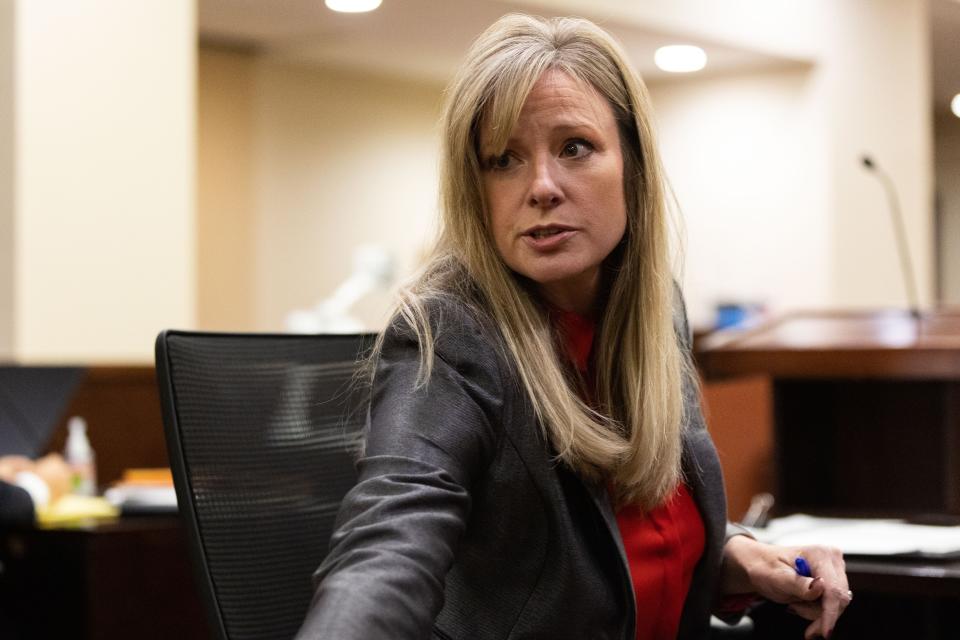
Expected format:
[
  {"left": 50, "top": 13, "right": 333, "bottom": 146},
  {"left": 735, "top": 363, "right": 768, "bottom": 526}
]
[{"left": 860, "top": 154, "right": 921, "bottom": 322}]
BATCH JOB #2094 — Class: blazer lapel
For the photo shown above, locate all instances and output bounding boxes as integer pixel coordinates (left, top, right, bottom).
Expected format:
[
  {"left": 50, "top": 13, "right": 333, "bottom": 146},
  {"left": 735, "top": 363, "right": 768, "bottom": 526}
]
[{"left": 582, "top": 478, "right": 636, "bottom": 640}]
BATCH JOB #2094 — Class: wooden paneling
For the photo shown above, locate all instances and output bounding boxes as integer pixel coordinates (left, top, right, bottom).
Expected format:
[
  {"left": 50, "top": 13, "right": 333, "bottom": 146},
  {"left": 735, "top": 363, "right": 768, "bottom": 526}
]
[
  {"left": 774, "top": 379, "right": 956, "bottom": 516},
  {"left": 43, "top": 367, "right": 167, "bottom": 486},
  {"left": 699, "top": 309, "right": 960, "bottom": 518},
  {"left": 0, "top": 518, "right": 211, "bottom": 640},
  {"left": 700, "top": 375, "right": 774, "bottom": 522}
]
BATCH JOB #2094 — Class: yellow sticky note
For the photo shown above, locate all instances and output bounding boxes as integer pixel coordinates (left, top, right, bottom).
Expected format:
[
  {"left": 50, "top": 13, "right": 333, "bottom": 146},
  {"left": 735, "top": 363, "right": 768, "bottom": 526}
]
[{"left": 36, "top": 494, "right": 119, "bottom": 527}]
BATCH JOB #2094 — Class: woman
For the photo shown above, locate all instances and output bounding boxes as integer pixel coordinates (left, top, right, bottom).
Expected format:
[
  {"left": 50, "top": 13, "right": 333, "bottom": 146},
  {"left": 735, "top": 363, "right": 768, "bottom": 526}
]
[{"left": 297, "top": 14, "right": 850, "bottom": 640}]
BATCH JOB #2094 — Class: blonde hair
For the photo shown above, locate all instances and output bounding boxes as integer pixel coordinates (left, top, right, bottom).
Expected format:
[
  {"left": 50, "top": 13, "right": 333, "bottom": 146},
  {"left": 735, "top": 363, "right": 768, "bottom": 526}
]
[{"left": 382, "top": 14, "right": 688, "bottom": 510}]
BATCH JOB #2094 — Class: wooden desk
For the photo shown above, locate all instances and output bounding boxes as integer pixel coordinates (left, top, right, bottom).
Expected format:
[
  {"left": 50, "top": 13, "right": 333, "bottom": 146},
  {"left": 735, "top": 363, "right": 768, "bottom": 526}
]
[
  {"left": 699, "top": 310, "right": 960, "bottom": 638},
  {"left": 0, "top": 366, "right": 212, "bottom": 637},
  {"left": 846, "top": 556, "right": 960, "bottom": 598},
  {"left": 699, "top": 309, "right": 960, "bottom": 517},
  {"left": 0, "top": 516, "right": 211, "bottom": 640}
]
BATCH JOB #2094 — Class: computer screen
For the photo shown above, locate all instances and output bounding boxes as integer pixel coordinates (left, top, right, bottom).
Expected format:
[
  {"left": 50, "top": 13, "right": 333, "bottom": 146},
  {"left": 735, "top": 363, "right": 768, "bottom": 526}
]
[{"left": 0, "top": 367, "right": 84, "bottom": 457}]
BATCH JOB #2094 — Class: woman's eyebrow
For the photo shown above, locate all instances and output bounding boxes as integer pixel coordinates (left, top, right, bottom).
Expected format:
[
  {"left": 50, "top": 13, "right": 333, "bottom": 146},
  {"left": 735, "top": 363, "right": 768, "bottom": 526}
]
[
  {"left": 479, "top": 118, "right": 603, "bottom": 154},
  {"left": 553, "top": 124, "right": 601, "bottom": 139}
]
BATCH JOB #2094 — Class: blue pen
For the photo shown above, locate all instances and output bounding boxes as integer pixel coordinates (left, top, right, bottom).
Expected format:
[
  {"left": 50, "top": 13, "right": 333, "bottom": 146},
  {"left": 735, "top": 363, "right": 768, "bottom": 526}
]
[{"left": 794, "top": 556, "right": 812, "bottom": 578}]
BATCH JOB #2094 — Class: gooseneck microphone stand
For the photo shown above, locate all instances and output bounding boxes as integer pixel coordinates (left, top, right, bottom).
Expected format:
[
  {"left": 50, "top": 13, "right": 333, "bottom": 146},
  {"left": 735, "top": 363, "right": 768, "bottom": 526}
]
[{"left": 860, "top": 155, "right": 922, "bottom": 324}]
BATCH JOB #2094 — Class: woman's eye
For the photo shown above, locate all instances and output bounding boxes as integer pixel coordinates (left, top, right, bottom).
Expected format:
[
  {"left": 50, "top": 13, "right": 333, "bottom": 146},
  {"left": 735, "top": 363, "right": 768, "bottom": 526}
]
[
  {"left": 488, "top": 153, "right": 515, "bottom": 170},
  {"left": 561, "top": 140, "right": 592, "bottom": 158}
]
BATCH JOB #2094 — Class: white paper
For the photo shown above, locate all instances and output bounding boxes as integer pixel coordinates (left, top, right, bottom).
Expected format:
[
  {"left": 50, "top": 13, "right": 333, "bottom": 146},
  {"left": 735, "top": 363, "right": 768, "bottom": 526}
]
[
  {"left": 104, "top": 485, "right": 178, "bottom": 509},
  {"left": 748, "top": 514, "right": 960, "bottom": 557}
]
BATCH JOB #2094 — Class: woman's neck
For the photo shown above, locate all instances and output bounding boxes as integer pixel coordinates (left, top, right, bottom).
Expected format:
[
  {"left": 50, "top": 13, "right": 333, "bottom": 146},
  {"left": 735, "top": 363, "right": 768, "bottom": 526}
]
[{"left": 536, "top": 272, "right": 601, "bottom": 318}]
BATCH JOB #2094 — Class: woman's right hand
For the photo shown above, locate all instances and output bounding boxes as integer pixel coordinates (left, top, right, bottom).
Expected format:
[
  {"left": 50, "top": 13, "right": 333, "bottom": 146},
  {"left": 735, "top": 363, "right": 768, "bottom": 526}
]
[{"left": 722, "top": 535, "right": 851, "bottom": 639}]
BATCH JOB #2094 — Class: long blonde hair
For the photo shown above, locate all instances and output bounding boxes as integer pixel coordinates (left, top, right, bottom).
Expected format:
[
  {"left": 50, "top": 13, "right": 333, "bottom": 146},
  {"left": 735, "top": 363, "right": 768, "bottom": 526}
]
[{"left": 382, "top": 14, "right": 688, "bottom": 510}]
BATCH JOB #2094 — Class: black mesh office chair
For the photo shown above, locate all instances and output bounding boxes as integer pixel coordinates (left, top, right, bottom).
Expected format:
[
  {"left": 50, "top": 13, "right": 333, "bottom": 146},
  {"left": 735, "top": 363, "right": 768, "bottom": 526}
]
[
  {"left": 156, "top": 331, "right": 375, "bottom": 640},
  {"left": 157, "top": 330, "right": 755, "bottom": 640}
]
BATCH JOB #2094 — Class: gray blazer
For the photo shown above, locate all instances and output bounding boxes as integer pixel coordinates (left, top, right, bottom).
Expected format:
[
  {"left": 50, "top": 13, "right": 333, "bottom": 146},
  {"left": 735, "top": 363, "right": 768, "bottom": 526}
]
[{"left": 296, "top": 295, "right": 733, "bottom": 640}]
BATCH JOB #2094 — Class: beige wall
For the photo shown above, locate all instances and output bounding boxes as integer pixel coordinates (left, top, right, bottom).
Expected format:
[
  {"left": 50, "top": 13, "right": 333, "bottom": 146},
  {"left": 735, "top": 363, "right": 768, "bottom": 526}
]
[
  {"left": 0, "top": 1, "right": 13, "bottom": 359},
  {"left": 935, "top": 110, "right": 960, "bottom": 304},
  {"left": 252, "top": 63, "right": 442, "bottom": 331},
  {"left": 198, "top": 50, "right": 444, "bottom": 332},
  {"left": 649, "top": 66, "right": 827, "bottom": 326},
  {"left": 11, "top": 0, "right": 196, "bottom": 363},
  {"left": 197, "top": 47, "right": 257, "bottom": 331},
  {"left": 825, "top": 0, "right": 933, "bottom": 309}
]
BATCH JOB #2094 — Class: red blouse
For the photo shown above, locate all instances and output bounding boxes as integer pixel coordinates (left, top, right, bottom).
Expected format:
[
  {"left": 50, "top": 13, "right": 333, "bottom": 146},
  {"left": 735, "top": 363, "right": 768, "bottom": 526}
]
[{"left": 552, "top": 309, "right": 706, "bottom": 640}]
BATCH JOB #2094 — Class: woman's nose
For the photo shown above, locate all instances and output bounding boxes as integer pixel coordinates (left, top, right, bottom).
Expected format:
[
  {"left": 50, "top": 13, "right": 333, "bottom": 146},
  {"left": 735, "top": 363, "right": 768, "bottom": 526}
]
[{"left": 527, "top": 159, "right": 564, "bottom": 209}]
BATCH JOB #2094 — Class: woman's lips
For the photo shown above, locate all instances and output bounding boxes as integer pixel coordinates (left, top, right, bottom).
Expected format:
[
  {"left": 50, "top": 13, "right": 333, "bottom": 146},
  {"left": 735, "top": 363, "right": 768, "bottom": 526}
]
[{"left": 521, "top": 227, "right": 576, "bottom": 251}]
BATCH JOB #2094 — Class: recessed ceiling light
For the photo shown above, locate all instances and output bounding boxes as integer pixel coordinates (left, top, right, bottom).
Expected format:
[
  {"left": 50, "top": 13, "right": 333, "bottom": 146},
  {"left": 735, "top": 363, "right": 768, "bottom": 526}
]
[
  {"left": 952, "top": 94, "right": 960, "bottom": 119},
  {"left": 325, "top": 0, "right": 382, "bottom": 13},
  {"left": 654, "top": 45, "right": 707, "bottom": 73}
]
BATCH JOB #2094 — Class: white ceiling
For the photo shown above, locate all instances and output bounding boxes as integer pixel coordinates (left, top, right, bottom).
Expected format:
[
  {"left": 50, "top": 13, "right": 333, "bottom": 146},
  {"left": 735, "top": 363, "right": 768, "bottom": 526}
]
[
  {"left": 198, "top": 0, "right": 959, "bottom": 114},
  {"left": 197, "top": 0, "right": 801, "bottom": 85}
]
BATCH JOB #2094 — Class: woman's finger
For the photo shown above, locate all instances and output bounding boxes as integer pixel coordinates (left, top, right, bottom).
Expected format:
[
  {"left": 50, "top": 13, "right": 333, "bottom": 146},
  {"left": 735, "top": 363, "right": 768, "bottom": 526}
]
[
  {"left": 805, "top": 617, "right": 827, "bottom": 640},
  {"left": 796, "top": 546, "right": 852, "bottom": 638},
  {"left": 817, "top": 583, "right": 854, "bottom": 637}
]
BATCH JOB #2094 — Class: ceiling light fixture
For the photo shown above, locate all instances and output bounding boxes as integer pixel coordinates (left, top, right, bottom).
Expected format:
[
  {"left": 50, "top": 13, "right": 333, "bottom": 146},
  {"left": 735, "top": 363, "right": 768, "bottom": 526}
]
[
  {"left": 654, "top": 45, "right": 707, "bottom": 73},
  {"left": 952, "top": 94, "right": 960, "bottom": 119},
  {"left": 325, "top": 0, "right": 382, "bottom": 13}
]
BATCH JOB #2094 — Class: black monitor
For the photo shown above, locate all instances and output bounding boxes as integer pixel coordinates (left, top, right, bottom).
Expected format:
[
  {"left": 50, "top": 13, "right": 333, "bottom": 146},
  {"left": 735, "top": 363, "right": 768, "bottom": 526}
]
[{"left": 0, "top": 367, "right": 84, "bottom": 457}]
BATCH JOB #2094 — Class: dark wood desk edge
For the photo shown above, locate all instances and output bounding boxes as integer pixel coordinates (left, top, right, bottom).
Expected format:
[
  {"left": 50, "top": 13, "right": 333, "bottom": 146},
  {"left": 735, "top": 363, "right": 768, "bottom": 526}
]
[
  {"left": 696, "top": 308, "right": 960, "bottom": 379},
  {"left": 5, "top": 515, "right": 183, "bottom": 536},
  {"left": 698, "top": 348, "right": 960, "bottom": 380},
  {"left": 846, "top": 557, "right": 960, "bottom": 597}
]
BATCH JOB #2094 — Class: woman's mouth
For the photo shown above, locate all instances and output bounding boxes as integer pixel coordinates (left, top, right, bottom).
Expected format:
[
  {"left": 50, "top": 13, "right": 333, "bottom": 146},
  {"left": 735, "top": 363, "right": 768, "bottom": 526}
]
[
  {"left": 523, "top": 226, "right": 576, "bottom": 250},
  {"left": 529, "top": 228, "right": 564, "bottom": 239}
]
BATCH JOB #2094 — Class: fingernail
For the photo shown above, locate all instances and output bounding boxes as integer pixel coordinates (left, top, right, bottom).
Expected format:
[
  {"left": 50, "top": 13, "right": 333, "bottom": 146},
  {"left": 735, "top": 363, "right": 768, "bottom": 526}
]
[{"left": 808, "top": 577, "right": 822, "bottom": 590}]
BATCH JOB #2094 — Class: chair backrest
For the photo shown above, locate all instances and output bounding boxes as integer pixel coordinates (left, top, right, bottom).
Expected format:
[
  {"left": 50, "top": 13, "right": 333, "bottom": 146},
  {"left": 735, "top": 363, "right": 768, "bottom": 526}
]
[{"left": 156, "top": 330, "right": 375, "bottom": 640}]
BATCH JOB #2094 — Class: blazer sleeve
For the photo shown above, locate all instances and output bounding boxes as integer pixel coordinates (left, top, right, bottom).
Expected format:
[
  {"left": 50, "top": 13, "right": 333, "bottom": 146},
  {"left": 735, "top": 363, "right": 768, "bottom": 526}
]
[{"left": 296, "top": 308, "right": 504, "bottom": 640}]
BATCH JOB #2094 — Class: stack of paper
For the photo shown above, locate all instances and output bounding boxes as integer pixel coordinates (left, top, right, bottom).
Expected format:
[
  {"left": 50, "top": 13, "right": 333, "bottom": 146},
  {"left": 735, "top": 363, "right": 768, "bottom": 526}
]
[
  {"left": 103, "top": 467, "right": 178, "bottom": 513},
  {"left": 750, "top": 514, "right": 960, "bottom": 558}
]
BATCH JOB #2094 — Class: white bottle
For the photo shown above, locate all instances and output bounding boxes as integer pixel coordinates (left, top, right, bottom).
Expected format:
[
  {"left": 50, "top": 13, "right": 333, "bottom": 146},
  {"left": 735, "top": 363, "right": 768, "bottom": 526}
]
[{"left": 64, "top": 416, "right": 97, "bottom": 496}]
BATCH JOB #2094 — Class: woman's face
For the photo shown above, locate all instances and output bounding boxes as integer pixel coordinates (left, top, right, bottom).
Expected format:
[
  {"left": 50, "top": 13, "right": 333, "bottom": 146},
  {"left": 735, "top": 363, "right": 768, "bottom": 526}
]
[{"left": 479, "top": 69, "right": 628, "bottom": 315}]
